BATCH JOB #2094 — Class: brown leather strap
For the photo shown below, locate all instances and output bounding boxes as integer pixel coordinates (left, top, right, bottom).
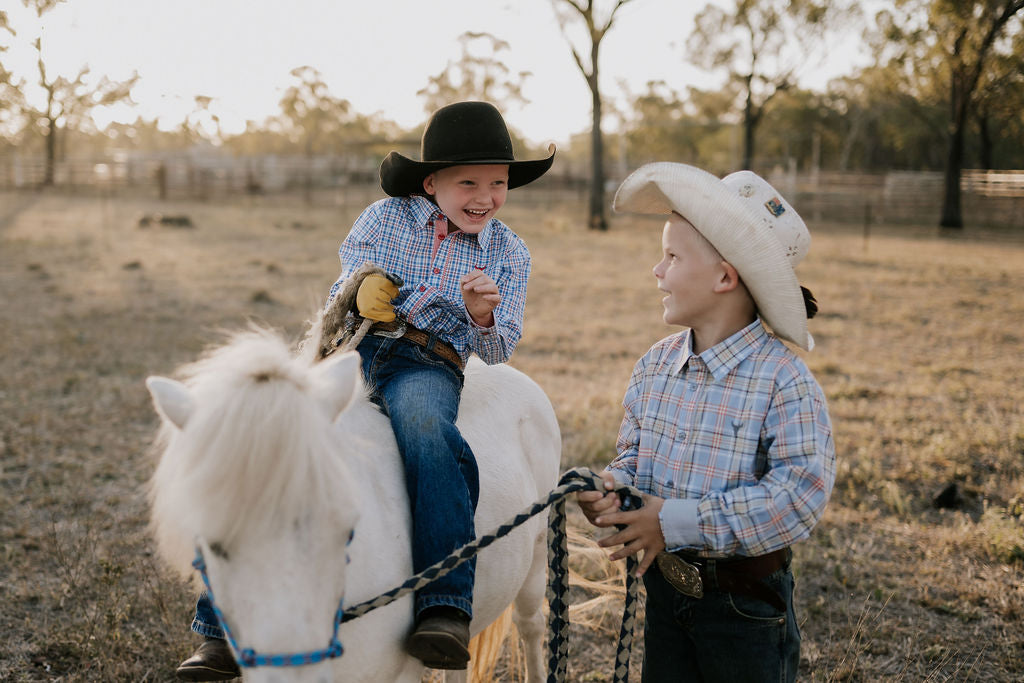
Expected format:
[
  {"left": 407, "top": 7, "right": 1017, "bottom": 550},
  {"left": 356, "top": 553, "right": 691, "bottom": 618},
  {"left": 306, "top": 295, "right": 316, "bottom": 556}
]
[
  {"left": 675, "top": 547, "right": 791, "bottom": 581},
  {"left": 400, "top": 327, "right": 464, "bottom": 370},
  {"left": 371, "top": 320, "right": 464, "bottom": 371},
  {"left": 716, "top": 547, "right": 791, "bottom": 579},
  {"left": 672, "top": 547, "right": 791, "bottom": 611}
]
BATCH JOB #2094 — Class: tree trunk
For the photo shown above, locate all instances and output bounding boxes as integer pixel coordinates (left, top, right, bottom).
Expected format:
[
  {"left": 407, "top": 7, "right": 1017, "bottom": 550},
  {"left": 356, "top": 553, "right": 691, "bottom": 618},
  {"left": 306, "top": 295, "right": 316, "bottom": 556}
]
[
  {"left": 589, "top": 76, "right": 607, "bottom": 231},
  {"left": 742, "top": 85, "right": 756, "bottom": 171},
  {"left": 977, "top": 113, "right": 993, "bottom": 170},
  {"left": 940, "top": 123, "right": 965, "bottom": 229},
  {"left": 941, "top": 73, "right": 970, "bottom": 230},
  {"left": 838, "top": 109, "right": 865, "bottom": 172},
  {"left": 44, "top": 117, "right": 57, "bottom": 186}
]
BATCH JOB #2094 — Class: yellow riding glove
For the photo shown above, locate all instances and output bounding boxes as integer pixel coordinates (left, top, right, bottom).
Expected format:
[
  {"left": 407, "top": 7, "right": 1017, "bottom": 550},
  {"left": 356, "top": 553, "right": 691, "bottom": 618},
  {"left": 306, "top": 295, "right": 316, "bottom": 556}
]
[{"left": 355, "top": 273, "right": 400, "bottom": 322}]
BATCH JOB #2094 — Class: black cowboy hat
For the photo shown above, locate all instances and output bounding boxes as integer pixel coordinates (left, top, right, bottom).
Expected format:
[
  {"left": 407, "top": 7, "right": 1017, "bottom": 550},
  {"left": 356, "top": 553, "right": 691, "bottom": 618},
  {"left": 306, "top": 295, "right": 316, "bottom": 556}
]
[{"left": 379, "top": 101, "right": 556, "bottom": 197}]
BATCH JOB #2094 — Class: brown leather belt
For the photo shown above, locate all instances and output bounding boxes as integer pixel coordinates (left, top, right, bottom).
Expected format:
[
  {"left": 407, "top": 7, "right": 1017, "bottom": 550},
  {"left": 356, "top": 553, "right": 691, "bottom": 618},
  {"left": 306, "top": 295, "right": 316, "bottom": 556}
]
[
  {"left": 370, "top": 319, "right": 465, "bottom": 371},
  {"left": 677, "top": 547, "right": 792, "bottom": 579},
  {"left": 658, "top": 547, "right": 791, "bottom": 611}
]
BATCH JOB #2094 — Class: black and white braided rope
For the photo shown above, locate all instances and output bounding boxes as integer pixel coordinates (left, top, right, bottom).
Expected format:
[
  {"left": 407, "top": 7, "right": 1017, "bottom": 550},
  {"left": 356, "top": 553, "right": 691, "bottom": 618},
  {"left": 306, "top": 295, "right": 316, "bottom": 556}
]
[
  {"left": 340, "top": 467, "right": 644, "bottom": 683},
  {"left": 546, "top": 469, "right": 643, "bottom": 683}
]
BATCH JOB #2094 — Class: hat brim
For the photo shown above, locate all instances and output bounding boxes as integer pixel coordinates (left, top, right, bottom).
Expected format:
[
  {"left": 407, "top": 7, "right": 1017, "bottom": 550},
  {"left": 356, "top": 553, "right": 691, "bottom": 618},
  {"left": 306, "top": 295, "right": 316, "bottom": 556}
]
[
  {"left": 379, "top": 144, "right": 556, "bottom": 197},
  {"left": 613, "top": 162, "right": 811, "bottom": 350}
]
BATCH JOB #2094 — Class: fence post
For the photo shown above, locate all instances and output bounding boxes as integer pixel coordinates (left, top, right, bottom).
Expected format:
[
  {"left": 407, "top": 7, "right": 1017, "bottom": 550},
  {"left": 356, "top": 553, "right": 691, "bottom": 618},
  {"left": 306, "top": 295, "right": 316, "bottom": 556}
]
[{"left": 863, "top": 202, "right": 872, "bottom": 251}]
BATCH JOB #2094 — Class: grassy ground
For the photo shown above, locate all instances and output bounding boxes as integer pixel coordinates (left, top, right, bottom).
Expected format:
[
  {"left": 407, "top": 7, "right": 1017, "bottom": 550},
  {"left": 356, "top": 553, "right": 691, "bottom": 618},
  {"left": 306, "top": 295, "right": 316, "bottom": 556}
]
[{"left": 1, "top": 188, "right": 1022, "bottom": 681}]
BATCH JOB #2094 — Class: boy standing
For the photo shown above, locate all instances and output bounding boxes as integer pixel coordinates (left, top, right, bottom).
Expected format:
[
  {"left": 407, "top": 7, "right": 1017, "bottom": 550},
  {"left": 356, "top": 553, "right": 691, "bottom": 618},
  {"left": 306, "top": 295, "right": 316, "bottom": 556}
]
[
  {"left": 577, "top": 163, "right": 835, "bottom": 682},
  {"left": 175, "top": 101, "right": 554, "bottom": 680}
]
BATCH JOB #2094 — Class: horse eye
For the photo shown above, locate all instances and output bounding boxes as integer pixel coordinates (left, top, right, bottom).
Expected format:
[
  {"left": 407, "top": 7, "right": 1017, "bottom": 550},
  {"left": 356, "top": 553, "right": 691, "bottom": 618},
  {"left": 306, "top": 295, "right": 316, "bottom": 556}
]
[{"left": 209, "top": 542, "right": 230, "bottom": 561}]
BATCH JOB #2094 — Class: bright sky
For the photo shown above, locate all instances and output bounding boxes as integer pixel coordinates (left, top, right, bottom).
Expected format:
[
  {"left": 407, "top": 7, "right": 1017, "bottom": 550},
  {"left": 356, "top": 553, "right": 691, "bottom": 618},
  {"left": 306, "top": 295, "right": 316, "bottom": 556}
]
[{"left": 2, "top": 0, "right": 871, "bottom": 146}]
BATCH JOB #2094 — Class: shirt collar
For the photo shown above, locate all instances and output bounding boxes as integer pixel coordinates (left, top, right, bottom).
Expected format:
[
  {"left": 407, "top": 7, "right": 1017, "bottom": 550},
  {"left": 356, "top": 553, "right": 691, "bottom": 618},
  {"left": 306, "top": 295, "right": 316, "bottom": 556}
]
[
  {"left": 409, "top": 195, "right": 494, "bottom": 251},
  {"left": 672, "top": 319, "right": 767, "bottom": 381},
  {"left": 410, "top": 195, "right": 439, "bottom": 227}
]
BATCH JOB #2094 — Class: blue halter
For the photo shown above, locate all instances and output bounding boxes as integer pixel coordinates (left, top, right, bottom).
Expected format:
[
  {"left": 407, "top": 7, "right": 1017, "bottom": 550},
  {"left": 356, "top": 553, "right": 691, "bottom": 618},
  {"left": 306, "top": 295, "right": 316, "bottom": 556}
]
[{"left": 191, "top": 528, "right": 354, "bottom": 668}]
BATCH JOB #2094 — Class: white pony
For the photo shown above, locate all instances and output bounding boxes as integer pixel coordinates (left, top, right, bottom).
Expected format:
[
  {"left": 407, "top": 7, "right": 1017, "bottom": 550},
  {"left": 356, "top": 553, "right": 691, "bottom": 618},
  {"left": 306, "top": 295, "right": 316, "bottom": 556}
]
[{"left": 146, "top": 328, "right": 561, "bottom": 682}]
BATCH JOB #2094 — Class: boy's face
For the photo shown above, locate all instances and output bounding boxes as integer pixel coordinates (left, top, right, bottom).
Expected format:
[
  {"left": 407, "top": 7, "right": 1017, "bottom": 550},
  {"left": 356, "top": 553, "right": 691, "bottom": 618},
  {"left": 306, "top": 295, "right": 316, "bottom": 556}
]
[
  {"left": 653, "top": 213, "right": 726, "bottom": 327},
  {"left": 423, "top": 164, "right": 510, "bottom": 234}
]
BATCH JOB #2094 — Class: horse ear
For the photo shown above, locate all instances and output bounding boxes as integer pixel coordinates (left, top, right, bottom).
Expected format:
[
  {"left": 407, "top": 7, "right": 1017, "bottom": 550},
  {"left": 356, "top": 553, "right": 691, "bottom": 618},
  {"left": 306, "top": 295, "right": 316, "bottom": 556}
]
[
  {"left": 146, "top": 376, "right": 195, "bottom": 430},
  {"left": 318, "top": 351, "right": 362, "bottom": 420}
]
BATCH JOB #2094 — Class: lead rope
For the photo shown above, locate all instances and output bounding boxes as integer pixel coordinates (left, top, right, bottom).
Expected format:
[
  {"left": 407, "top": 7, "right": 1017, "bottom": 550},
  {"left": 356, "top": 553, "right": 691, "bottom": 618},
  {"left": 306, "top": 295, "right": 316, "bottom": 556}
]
[
  {"left": 195, "top": 467, "right": 644, "bottom": 678},
  {"left": 546, "top": 469, "right": 642, "bottom": 683},
  {"left": 339, "top": 318, "right": 373, "bottom": 353},
  {"left": 338, "top": 467, "right": 643, "bottom": 683}
]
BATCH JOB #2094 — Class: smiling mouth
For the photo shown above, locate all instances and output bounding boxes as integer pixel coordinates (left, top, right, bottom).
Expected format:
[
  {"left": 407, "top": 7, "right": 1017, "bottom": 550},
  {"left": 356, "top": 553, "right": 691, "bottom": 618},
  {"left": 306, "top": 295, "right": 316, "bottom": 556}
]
[{"left": 464, "top": 208, "right": 489, "bottom": 217}]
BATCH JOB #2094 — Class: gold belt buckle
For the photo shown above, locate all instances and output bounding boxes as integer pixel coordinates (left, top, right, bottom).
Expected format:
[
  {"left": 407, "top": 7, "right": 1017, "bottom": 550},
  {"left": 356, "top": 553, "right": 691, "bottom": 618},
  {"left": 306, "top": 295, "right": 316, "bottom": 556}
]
[{"left": 655, "top": 552, "right": 704, "bottom": 598}]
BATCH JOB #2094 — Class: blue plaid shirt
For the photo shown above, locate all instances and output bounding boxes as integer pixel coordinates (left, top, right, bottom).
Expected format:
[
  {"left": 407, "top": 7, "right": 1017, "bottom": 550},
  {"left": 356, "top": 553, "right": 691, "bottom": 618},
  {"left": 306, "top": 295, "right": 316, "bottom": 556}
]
[
  {"left": 327, "top": 195, "right": 530, "bottom": 365},
  {"left": 609, "top": 319, "right": 835, "bottom": 557}
]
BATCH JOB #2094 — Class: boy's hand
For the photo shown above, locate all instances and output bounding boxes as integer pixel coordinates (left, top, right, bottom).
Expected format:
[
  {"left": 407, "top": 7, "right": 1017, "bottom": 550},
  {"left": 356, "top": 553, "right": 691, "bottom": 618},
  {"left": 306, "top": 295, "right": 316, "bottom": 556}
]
[
  {"left": 356, "top": 273, "right": 399, "bottom": 322},
  {"left": 592, "top": 492, "right": 667, "bottom": 578},
  {"left": 576, "top": 470, "right": 621, "bottom": 525},
  {"left": 461, "top": 269, "right": 500, "bottom": 327}
]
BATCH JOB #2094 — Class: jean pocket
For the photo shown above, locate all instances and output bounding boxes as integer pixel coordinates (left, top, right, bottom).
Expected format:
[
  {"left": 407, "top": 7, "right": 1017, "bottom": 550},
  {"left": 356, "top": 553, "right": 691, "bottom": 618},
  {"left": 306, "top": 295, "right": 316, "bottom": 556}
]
[
  {"left": 725, "top": 570, "right": 790, "bottom": 622},
  {"left": 409, "top": 344, "right": 448, "bottom": 368},
  {"left": 410, "top": 344, "right": 463, "bottom": 378}
]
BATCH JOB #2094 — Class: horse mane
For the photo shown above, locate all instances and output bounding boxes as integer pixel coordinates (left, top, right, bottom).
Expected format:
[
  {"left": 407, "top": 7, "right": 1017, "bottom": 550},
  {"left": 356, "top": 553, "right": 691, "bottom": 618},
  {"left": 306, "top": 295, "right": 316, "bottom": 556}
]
[{"left": 149, "top": 326, "right": 367, "bottom": 575}]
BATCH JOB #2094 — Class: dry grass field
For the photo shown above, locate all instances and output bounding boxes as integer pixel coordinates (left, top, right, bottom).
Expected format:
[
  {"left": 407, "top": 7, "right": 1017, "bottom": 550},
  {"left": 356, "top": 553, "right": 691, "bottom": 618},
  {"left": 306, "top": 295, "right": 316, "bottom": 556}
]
[{"left": 1, "top": 188, "right": 1022, "bottom": 682}]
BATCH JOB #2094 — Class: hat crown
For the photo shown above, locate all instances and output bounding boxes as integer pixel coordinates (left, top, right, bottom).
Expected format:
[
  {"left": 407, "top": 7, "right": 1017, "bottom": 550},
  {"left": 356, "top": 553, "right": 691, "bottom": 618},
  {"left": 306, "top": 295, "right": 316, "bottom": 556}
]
[
  {"left": 421, "top": 101, "right": 515, "bottom": 163},
  {"left": 721, "top": 171, "right": 810, "bottom": 268},
  {"left": 612, "top": 162, "right": 814, "bottom": 350},
  {"left": 378, "top": 100, "right": 555, "bottom": 197}
]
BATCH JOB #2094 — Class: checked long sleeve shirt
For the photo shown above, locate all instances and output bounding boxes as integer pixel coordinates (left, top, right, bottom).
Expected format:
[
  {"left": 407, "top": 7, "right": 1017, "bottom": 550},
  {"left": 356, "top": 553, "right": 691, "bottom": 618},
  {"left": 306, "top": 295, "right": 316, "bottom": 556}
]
[
  {"left": 608, "top": 319, "right": 836, "bottom": 558},
  {"left": 327, "top": 195, "right": 530, "bottom": 366}
]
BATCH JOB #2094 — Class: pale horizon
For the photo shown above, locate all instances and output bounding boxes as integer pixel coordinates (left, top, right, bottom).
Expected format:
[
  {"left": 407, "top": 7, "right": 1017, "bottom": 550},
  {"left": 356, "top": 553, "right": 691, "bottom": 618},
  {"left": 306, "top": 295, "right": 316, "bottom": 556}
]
[{"left": 1, "top": 0, "right": 871, "bottom": 147}]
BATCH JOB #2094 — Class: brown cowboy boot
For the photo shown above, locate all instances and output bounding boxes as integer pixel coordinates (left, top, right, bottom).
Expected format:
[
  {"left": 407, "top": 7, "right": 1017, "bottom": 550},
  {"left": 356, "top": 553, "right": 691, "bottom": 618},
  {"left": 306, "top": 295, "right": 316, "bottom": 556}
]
[
  {"left": 405, "top": 606, "right": 471, "bottom": 670},
  {"left": 175, "top": 637, "right": 241, "bottom": 681}
]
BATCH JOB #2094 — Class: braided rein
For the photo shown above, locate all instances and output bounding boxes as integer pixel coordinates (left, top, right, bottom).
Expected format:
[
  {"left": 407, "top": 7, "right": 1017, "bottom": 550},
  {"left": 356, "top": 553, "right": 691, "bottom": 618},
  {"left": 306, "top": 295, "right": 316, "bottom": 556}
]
[{"left": 193, "top": 467, "right": 645, "bottom": 682}]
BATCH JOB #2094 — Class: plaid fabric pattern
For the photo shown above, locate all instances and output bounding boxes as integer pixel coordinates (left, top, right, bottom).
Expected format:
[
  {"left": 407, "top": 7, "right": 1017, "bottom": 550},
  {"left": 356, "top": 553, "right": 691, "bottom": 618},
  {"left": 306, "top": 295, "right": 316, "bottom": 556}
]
[
  {"left": 609, "top": 319, "right": 835, "bottom": 557},
  {"left": 327, "top": 195, "right": 530, "bottom": 365}
]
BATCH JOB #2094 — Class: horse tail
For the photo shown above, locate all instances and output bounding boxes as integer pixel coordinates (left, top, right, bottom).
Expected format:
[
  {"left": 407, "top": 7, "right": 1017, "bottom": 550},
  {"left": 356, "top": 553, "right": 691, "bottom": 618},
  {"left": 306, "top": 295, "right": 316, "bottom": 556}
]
[{"left": 468, "top": 605, "right": 520, "bottom": 682}]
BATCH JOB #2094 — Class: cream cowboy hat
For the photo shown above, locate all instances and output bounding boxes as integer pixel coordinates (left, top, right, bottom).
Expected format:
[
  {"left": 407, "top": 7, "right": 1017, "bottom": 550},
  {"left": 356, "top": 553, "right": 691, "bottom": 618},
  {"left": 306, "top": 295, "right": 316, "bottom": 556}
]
[{"left": 613, "top": 162, "right": 815, "bottom": 350}]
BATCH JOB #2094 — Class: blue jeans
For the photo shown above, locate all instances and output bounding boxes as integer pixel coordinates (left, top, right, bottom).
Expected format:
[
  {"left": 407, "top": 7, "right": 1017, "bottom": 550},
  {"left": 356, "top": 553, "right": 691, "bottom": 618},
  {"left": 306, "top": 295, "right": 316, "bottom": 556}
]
[
  {"left": 641, "top": 561, "right": 800, "bottom": 682},
  {"left": 355, "top": 334, "right": 477, "bottom": 618},
  {"left": 192, "top": 592, "right": 222, "bottom": 638},
  {"left": 190, "top": 334, "right": 478, "bottom": 637}
]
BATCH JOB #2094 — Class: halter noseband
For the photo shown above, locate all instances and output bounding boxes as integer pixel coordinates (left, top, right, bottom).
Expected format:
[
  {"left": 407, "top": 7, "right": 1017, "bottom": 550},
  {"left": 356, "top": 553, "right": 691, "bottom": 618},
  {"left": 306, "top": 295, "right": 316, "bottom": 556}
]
[{"left": 191, "top": 527, "right": 354, "bottom": 668}]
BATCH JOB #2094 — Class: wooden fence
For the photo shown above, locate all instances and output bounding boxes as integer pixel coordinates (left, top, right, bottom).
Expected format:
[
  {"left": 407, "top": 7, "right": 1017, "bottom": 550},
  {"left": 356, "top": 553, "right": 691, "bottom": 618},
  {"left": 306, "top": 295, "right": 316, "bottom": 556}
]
[
  {"left": 1, "top": 154, "right": 1022, "bottom": 228},
  {"left": 767, "top": 169, "right": 1024, "bottom": 229}
]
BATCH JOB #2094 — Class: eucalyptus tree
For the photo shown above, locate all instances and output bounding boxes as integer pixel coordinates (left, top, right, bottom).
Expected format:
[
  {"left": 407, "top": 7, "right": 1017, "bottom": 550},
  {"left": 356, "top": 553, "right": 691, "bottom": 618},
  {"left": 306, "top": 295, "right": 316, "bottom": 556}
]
[
  {"left": 0, "top": 0, "right": 137, "bottom": 185},
  {"left": 869, "top": 0, "right": 1024, "bottom": 228},
  {"left": 551, "top": 0, "right": 637, "bottom": 231},
  {"left": 686, "top": 0, "right": 854, "bottom": 171},
  {"left": 967, "top": 20, "right": 1024, "bottom": 170},
  {"left": 277, "top": 65, "right": 358, "bottom": 202},
  {"left": 0, "top": 11, "right": 13, "bottom": 143},
  {"left": 418, "top": 31, "right": 531, "bottom": 116}
]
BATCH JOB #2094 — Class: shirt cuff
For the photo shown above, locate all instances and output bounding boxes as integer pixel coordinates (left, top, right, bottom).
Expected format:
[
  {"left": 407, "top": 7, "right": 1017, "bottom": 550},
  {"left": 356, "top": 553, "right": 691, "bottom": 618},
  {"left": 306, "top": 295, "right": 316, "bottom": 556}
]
[
  {"left": 659, "top": 498, "right": 701, "bottom": 551},
  {"left": 466, "top": 309, "right": 507, "bottom": 363}
]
